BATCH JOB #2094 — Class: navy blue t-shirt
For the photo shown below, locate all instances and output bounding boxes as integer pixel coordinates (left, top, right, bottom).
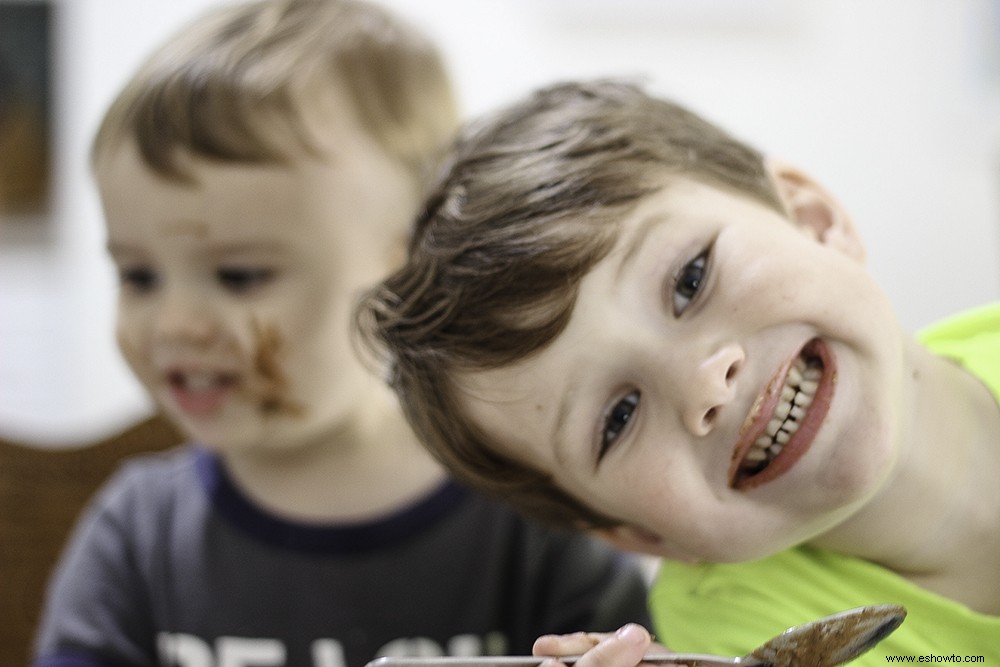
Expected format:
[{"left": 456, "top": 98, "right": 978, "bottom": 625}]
[{"left": 34, "top": 445, "right": 651, "bottom": 667}]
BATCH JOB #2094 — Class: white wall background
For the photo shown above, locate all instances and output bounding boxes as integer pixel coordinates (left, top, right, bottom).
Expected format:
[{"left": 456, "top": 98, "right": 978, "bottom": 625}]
[{"left": 1, "top": 0, "right": 998, "bottom": 446}]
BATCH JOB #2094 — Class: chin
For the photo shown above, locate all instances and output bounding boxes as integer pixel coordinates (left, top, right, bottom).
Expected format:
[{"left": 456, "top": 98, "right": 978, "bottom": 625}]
[
  {"left": 662, "top": 523, "right": 798, "bottom": 564},
  {"left": 707, "top": 537, "right": 800, "bottom": 563},
  {"left": 818, "top": 428, "right": 898, "bottom": 509}
]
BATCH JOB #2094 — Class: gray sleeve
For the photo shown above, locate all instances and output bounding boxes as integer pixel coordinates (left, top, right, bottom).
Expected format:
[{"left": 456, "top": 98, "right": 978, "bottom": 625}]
[
  {"left": 534, "top": 528, "right": 653, "bottom": 634},
  {"left": 33, "top": 467, "right": 159, "bottom": 667}
]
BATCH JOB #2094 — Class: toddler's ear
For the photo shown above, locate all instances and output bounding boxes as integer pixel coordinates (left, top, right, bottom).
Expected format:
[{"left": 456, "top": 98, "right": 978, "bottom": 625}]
[{"left": 766, "top": 158, "right": 866, "bottom": 262}]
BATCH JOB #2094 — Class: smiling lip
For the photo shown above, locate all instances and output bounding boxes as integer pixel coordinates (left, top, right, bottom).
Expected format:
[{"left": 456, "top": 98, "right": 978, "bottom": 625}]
[
  {"left": 164, "top": 367, "right": 239, "bottom": 417},
  {"left": 728, "top": 338, "right": 836, "bottom": 490}
]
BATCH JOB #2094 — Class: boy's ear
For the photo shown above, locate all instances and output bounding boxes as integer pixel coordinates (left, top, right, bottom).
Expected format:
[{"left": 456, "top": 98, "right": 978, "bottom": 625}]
[{"left": 766, "top": 158, "right": 866, "bottom": 262}]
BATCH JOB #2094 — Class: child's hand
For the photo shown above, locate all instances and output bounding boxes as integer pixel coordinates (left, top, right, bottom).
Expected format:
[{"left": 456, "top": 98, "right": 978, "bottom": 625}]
[{"left": 533, "top": 624, "right": 666, "bottom": 667}]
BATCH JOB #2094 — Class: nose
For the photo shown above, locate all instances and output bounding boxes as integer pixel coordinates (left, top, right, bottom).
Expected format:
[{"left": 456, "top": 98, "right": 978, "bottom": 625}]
[
  {"left": 682, "top": 342, "right": 745, "bottom": 436},
  {"left": 154, "top": 287, "right": 218, "bottom": 345}
]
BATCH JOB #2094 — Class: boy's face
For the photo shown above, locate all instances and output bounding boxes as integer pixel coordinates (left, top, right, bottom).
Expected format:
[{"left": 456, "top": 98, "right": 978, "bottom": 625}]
[
  {"left": 456, "top": 175, "right": 907, "bottom": 563},
  {"left": 97, "top": 133, "right": 417, "bottom": 455}
]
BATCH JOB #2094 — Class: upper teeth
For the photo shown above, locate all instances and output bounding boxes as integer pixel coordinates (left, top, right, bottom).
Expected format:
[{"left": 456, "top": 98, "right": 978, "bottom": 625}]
[
  {"left": 182, "top": 373, "right": 218, "bottom": 391},
  {"left": 744, "top": 355, "right": 822, "bottom": 468}
]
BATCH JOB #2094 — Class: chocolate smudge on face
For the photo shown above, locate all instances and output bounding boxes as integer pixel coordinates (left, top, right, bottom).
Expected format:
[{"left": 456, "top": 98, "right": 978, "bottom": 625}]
[{"left": 244, "top": 316, "right": 306, "bottom": 417}]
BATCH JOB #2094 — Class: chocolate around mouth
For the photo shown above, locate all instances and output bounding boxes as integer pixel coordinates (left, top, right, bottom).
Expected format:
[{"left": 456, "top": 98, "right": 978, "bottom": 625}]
[{"left": 729, "top": 338, "right": 834, "bottom": 490}]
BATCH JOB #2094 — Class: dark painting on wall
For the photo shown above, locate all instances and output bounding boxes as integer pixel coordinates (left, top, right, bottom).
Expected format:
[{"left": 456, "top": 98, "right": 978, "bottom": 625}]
[{"left": 0, "top": 1, "right": 52, "bottom": 220}]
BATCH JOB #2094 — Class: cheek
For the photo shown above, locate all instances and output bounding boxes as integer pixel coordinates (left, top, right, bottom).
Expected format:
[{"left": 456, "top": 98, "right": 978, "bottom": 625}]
[
  {"left": 115, "top": 312, "right": 147, "bottom": 372},
  {"left": 282, "top": 273, "right": 355, "bottom": 348},
  {"left": 607, "top": 457, "right": 746, "bottom": 556},
  {"left": 116, "top": 329, "right": 140, "bottom": 370},
  {"left": 241, "top": 317, "right": 305, "bottom": 417},
  {"left": 295, "top": 288, "right": 364, "bottom": 378}
]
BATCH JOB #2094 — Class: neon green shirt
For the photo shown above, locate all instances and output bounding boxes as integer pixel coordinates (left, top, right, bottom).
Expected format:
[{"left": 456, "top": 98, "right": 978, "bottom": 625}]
[{"left": 649, "top": 303, "right": 1000, "bottom": 661}]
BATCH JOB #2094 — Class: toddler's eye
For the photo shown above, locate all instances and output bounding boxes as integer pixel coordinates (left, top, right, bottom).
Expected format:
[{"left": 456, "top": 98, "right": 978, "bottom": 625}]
[
  {"left": 598, "top": 390, "right": 640, "bottom": 463},
  {"left": 119, "top": 266, "right": 159, "bottom": 293},
  {"left": 672, "top": 249, "right": 710, "bottom": 316},
  {"left": 217, "top": 267, "right": 275, "bottom": 293}
]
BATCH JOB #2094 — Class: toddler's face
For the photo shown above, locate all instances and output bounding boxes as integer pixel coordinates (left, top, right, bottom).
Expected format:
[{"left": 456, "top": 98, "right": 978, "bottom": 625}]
[
  {"left": 456, "top": 177, "right": 906, "bottom": 563},
  {"left": 97, "top": 135, "right": 417, "bottom": 455}
]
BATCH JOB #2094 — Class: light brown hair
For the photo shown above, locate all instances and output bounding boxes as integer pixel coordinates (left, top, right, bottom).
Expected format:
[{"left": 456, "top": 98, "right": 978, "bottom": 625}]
[
  {"left": 360, "top": 80, "right": 786, "bottom": 529},
  {"left": 91, "top": 0, "right": 457, "bottom": 186}
]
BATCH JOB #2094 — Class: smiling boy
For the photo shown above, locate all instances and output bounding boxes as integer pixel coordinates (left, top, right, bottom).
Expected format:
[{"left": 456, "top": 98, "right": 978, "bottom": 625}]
[{"left": 360, "top": 80, "right": 1000, "bottom": 659}]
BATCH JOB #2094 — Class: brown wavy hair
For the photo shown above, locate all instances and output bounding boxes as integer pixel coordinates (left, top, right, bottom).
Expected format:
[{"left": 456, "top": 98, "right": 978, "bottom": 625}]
[{"left": 90, "top": 0, "right": 456, "bottom": 187}]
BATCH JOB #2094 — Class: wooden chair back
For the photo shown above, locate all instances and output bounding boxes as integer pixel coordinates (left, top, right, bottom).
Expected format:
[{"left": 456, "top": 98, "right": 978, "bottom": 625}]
[{"left": 0, "top": 416, "right": 182, "bottom": 666}]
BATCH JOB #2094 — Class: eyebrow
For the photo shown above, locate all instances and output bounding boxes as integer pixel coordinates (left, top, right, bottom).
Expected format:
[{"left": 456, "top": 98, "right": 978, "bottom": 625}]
[
  {"left": 105, "top": 240, "right": 287, "bottom": 263},
  {"left": 105, "top": 241, "right": 141, "bottom": 259},
  {"left": 615, "top": 211, "right": 671, "bottom": 280},
  {"left": 203, "top": 240, "right": 286, "bottom": 256},
  {"left": 551, "top": 383, "right": 576, "bottom": 468}
]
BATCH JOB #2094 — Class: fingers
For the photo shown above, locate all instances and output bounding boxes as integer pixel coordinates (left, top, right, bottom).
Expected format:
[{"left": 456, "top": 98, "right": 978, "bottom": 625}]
[
  {"left": 533, "top": 630, "right": 607, "bottom": 657},
  {"left": 534, "top": 624, "right": 652, "bottom": 667}
]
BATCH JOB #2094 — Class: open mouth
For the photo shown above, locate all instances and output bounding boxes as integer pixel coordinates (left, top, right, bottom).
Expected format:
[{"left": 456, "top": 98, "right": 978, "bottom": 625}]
[
  {"left": 166, "top": 369, "right": 239, "bottom": 416},
  {"left": 728, "top": 338, "right": 835, "bottom": 490},
  {"left": 168, "top": 370, "right": 238, "bottom": 391}
]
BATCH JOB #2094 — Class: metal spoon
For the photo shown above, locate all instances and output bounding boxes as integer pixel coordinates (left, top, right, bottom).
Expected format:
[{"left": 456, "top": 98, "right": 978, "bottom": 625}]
[
  {"left": 746, "top": 604, "right": 907, "bottom": 667},
  {"left": 365, "top": 604, "right": 907, "bottom": 667}
]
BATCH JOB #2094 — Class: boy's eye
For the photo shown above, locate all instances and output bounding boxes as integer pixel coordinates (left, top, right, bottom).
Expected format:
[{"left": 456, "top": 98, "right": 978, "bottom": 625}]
[
  {"left": 216, "top": 267, "right": 275, "bottom": 293},
  {"left": 672, "top": 248, "right": 711, "bottom": 316},
  {"left": 598, "top": 390, "right": 640, "bottom": 464},
  {"left": 119, "top": 266, "right": 159, "bottom": 293}
]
